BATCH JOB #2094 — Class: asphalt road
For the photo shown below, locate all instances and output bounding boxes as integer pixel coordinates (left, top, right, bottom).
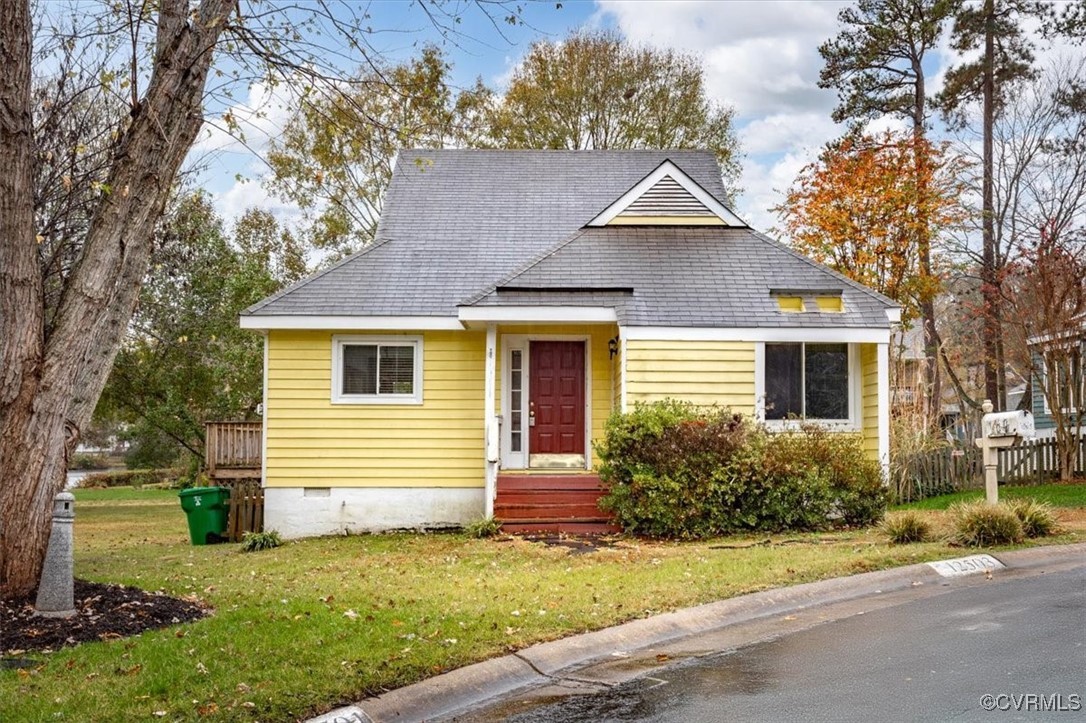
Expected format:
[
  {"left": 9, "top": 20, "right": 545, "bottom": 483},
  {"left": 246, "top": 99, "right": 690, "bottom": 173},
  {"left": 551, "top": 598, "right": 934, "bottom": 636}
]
[{"left": 497, "top": 564, "right": 1086, "bottom": 723}]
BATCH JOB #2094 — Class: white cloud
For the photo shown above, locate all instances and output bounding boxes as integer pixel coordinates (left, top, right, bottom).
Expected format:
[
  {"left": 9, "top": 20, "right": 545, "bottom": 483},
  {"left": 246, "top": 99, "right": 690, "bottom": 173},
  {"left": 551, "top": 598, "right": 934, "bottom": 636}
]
[
  {"left": 211, "top": 173, "right": 306, "bottom": 228},
  {"left": 193, "top": 81, "right": 297, "bottom": 157},
  {"left": 597, "top": 0, "right": 847, "bottom": 118},
  {"left": 738, "top": 112, "right": 837, "bottom": 156},
  {"left": 737, "top": 150, "right": 819, "bottom": 233}
]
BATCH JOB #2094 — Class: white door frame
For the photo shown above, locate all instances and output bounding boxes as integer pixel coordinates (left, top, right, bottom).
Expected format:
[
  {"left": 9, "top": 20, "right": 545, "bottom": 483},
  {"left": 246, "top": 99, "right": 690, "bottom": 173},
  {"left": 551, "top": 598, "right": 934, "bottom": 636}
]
[{"left": 500, "top": 334, "right": 592, "bottom": 470}]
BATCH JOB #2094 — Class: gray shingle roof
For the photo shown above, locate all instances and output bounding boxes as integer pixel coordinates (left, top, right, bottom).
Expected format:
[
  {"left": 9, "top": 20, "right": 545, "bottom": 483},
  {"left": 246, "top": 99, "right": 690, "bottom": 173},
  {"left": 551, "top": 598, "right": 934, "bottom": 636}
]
[
  {"left": 243, "top": 148, "right": 897, "bottom": 328},
  {"left": 244, "top": 149, "right": 730, "bottom": 318},
  {"left": 465, "top": 227, "right": 897, "bottom": 328}
]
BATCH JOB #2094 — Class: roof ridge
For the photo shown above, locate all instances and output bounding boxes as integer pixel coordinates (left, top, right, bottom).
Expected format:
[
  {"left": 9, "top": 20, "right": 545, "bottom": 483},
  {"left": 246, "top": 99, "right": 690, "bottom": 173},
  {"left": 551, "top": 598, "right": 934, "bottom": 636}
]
[
  {"left": 241, "top": 237, "right": 396, "bottom": 316},
  {"left": 747, "top": 229, "right": 901, "bottom": 309},
  {"left": 458, "top": 228, "right": 590, "bottom": 307}
]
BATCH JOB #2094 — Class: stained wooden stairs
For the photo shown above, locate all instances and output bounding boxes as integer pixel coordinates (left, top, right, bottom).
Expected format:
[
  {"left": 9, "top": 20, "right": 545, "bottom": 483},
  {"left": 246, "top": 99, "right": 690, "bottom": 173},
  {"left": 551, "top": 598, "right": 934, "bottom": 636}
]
[{"left": 495, "top": 473, "right": 620, "bottom": 534}]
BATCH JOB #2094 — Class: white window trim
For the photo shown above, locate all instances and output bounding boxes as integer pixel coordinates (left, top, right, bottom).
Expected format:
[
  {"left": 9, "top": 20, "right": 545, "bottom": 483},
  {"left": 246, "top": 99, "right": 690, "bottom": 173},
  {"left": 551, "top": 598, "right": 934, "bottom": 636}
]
[
  {"left": 331, "top": 334, "right": 424, "bottom": 405},
  {"left": 755, "top": 342, "right": 860, "bottom": 431}
]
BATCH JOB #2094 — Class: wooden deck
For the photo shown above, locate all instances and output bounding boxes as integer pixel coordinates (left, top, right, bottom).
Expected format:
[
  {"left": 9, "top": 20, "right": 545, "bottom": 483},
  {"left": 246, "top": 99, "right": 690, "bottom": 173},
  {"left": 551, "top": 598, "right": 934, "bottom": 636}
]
[
  {"left": 205, "top": 421, "right": 262, "bottom": 481},
  {"left": 495, "top": 473, "right": 619, "bottom": 534},
  {"left": 205, "top": 421, "right": 264, "bottom": 541}
]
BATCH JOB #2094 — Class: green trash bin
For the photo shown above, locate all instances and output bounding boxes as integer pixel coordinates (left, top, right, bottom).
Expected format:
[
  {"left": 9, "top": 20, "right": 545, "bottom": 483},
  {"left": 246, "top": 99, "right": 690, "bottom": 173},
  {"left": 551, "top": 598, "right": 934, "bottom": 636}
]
[{"left": 178, "top": 486, "right": 231, "bottom": 545}]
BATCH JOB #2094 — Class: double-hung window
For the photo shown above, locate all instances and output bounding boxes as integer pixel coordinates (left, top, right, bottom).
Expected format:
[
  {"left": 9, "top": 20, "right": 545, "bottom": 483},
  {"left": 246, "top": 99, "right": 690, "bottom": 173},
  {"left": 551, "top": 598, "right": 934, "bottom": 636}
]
[
  {"left": 765, "top": 342, "right": 851, "bottom": 422},
  {"left": 332, "top": 336, "right": 423, "bottom": 404}
]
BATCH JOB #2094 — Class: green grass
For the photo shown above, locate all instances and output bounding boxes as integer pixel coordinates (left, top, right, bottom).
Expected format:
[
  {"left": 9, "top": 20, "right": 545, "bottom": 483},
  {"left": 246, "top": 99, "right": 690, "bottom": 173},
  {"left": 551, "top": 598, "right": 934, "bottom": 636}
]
[
  {"left": 896, "top": 483, "right": 1086, "bottom": 511},
  {"left": 3, "top": 487, "right": 1083, "bottom": 723},
  {"left": 72, "top": 487, "right": 179, "bottom": 504}
]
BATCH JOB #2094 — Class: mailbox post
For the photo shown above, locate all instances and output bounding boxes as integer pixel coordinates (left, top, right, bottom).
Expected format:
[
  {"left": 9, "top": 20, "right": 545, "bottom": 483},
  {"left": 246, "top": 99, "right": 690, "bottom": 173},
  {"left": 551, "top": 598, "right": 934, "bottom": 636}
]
[{"left": 974, "top": 400, "right": 1035, "bottom": 504}]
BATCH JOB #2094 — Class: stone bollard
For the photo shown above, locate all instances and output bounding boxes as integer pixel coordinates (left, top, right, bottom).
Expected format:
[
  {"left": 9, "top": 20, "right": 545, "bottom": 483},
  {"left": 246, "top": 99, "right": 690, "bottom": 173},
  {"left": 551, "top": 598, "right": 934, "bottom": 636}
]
[{"left": 35, "top": 491, "right": 76, "bottom": 618}]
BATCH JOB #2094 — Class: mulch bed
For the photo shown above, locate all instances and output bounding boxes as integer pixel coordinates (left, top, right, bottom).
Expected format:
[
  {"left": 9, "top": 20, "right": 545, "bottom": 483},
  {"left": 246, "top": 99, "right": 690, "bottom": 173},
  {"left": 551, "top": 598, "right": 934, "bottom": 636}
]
[{"left": 1, "top": 579, "right": 208, "bottom": 656}]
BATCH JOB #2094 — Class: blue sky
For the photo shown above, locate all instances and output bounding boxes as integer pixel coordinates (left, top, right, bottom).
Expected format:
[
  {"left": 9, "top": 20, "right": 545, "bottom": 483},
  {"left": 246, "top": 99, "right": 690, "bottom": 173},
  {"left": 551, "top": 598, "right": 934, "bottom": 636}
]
[{"left": 194, "top": 0, "right": 1079, "bottom": 233}]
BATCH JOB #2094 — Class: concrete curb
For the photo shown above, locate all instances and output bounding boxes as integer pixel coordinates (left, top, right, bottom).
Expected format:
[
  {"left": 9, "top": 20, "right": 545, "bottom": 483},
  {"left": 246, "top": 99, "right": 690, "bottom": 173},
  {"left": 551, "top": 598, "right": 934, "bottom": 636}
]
[{"left": 309, "top": 542, "right": 1086, "bottom": 723}]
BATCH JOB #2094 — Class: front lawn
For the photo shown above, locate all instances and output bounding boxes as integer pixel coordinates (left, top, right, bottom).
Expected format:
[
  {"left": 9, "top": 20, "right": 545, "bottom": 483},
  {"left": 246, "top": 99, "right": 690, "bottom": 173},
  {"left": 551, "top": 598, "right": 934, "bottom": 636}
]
[
  {"left": 895, "top": 482, "right": 1086, "bottom": 510},
  {"left": 2, "top": 486, "right": 1083, "bottom": 722}
]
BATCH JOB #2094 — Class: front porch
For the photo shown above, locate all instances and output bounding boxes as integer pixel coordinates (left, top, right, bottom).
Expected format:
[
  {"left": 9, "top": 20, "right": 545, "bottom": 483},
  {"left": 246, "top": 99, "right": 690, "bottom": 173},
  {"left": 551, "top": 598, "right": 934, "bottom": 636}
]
[
  {"left": 473, "top": 317, "right": 622, "bottom": 529},
  {"left": 494, "top": 472, "right": 619, "bottom": 534}
]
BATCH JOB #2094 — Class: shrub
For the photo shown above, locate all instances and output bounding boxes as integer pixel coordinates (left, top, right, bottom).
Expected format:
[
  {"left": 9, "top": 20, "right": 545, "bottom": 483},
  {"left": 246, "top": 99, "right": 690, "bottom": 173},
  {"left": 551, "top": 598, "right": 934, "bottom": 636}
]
[
  {"left": 762, "top": 425, "right": 889, "bottom": 527},
  {"left": 80, "top": 467, "right": 182, "bottom": 488},
  {"left": 1008, "top": 499, "right": 1060, "bottom": 538},
  {"left": 881, "top": 511, "right": 933, "bottom": 544},
  {"left": 463, "top": 517, "right": 503, "bottom": 539},
  {"left": 70, "top": 453, "right": 110, "bottom": 471},
  {"left": 241, "top": 530, "right": 283, "bottom": 552},
  {"left": 950, "top": 502, "right": 1024, "bottom": 547},
  {"left": 596, "top": 401, "right": 889, "bottom": 538}
]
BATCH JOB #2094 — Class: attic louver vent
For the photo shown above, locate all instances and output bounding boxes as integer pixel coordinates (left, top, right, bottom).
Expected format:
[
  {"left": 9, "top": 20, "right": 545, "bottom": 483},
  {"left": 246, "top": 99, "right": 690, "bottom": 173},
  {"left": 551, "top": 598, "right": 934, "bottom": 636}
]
[{"left": 618, "top": 175, "right": 715, "bottom": 217}]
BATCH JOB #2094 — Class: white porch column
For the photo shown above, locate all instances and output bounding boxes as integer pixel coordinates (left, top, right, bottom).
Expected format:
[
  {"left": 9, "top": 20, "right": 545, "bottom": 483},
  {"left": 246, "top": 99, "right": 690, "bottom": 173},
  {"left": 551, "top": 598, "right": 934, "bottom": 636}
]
[
  {"left": 484, "top": 323, "right": 498, "bottom": 518},
  {"left": 877, "top": 341, "right": 891, "bottom": 480}
]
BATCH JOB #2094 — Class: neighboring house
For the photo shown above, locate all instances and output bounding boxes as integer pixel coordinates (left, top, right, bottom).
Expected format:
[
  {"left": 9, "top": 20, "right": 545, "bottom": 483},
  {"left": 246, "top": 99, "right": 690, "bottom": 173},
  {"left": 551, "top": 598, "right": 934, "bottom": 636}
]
[
  {"left": 1030, "top": 316, "right": 1085, "bottom": 437},
  {"left": 241, "top": 150, "right": 901, "bottom": 538}
]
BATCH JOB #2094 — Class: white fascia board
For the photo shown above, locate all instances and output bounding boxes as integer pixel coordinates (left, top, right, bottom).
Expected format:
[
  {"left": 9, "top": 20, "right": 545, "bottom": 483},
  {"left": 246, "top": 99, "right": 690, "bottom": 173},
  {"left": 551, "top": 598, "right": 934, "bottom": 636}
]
[
  {"left": 239, "top": 315, "right": 464, "bottom": 331},
  {"left": 620, "top": 326, "right": 892, "bottom": 344},
  {"left": 587, "top": 160, "right": 745, "bottom": 227},
  {"left": 458, "top": 306, "right": 618, "bottom": 324}
]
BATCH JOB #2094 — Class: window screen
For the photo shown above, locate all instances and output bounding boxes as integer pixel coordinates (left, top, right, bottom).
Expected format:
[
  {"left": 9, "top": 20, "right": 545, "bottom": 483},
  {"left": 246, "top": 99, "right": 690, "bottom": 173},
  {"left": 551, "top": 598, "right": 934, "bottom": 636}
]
[
  {"left": 766, "top": 343, "right": 802, "bottom": 420},
  {"left": 805, "top": 344, "right": 849, "bottom": 419},
  {"left": 342, "top": 345, "right": 378, "bottom": 395}
]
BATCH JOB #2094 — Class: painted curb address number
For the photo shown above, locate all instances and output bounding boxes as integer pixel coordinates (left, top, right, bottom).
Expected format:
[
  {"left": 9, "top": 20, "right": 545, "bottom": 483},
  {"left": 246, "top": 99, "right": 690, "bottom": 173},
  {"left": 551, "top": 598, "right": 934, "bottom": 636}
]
[{"left": 927, "top": 554, "right": 1005, "bottom": 578}]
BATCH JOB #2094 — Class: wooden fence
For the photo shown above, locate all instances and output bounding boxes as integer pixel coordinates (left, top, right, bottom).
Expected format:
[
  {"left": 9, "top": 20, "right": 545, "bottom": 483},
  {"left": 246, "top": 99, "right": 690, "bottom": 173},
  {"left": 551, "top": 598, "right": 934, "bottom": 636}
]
[
  {"left": 204, "top": 421, "right": 263, "bottom": 541},
  {"left": 894, "top": 434, "right": 1085, "bottom": 503}
]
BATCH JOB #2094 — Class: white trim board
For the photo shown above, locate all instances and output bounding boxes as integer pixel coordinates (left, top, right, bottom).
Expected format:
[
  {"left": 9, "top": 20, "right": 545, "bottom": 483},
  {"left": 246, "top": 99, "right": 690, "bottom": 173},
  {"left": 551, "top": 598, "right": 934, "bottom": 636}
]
[
  {"left": 240, "top": 315, "right": 463, "bottom": 331},
  {"left": 586, "top": 160, "right": 746, "bottom": 227},
  {"left": 620, "top": 326, "right": 892, "bottom": 344}
]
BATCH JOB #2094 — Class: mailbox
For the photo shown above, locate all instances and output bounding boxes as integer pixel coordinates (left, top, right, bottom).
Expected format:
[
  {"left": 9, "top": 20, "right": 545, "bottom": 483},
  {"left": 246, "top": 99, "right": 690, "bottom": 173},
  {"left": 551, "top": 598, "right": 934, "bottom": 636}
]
[{"left": 981, "top": 410, "right": 1035, "bottom": 440}]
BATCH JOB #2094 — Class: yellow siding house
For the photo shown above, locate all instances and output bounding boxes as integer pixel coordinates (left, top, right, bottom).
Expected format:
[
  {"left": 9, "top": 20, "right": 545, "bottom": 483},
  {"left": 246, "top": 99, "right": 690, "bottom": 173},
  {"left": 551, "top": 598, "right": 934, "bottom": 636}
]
[{"left": 242, "top": 151, "right": 900, "bottom": 538}]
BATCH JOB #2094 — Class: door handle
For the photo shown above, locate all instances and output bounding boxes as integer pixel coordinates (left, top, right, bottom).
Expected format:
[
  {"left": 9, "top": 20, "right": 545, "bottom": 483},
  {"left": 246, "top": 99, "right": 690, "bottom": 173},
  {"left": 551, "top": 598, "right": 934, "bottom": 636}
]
[{"left": 529, "top": 401, "right": 536, "bottom": 426}]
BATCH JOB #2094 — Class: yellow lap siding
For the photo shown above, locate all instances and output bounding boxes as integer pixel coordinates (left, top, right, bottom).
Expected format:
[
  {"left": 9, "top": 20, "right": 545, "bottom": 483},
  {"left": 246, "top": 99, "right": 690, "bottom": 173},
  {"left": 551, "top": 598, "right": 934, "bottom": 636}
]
[
  {"left": 861, "top": 344, "right": 879, "bottom": 462},
  {"left": 265, "top": 329, "right": 485, "bottom": 488},
  {"left": 625, "top": 340, "right": 755, "bottom": 413}
]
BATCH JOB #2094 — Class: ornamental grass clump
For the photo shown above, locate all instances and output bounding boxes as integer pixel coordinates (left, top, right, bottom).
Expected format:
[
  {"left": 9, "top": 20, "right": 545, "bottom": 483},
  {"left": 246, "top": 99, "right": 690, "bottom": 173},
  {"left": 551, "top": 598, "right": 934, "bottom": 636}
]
[
  {"left": 463, "top": 517, "right": 503, "bottom": 539},
  {"left": 949, "top": 502, "right": 1024, "bottom": 547},
  {"left": 241, "top": 530, "right": 284, "bottom": 552},
  {"left": 1008, "top": 498, "right": 1060, "bottom": 538},
  {"left": 881, "top": 510, "right": 933, "bottom": 544}
]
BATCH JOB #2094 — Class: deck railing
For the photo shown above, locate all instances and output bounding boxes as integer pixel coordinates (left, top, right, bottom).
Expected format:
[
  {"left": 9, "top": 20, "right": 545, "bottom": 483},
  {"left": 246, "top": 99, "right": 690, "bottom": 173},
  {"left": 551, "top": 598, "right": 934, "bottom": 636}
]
[{"left": 204, "top": 421, "right": 262, "bottom": 479}]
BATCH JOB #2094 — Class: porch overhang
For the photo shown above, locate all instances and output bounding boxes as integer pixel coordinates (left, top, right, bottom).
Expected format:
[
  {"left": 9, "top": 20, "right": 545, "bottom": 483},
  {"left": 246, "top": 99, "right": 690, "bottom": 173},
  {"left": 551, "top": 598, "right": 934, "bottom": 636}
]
[{"left": 458, "top": 306, "right": 619, "bottom": 329}]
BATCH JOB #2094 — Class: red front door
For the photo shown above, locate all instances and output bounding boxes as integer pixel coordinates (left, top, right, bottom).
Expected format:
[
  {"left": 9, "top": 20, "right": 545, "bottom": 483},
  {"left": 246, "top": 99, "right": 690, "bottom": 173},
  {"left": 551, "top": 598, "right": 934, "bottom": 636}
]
[{"left": 529, "top": 341, "right": 586, "bottom": 456}]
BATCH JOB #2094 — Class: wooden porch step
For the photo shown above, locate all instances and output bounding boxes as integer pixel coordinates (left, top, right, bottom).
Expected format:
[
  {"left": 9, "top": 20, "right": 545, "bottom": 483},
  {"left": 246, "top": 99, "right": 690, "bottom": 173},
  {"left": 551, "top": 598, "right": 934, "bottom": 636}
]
[
  {"left": 495, "top": 502, "right": 605, "bottom": 519},
  {"left": 495, "top": 489, "right": 606, "bottom": 503},
  {"left": 500, "top": 521, "right": 621, "bottom": 534},
  {"left": 496, "top": 474, "right": 605, "bottom": 492}
]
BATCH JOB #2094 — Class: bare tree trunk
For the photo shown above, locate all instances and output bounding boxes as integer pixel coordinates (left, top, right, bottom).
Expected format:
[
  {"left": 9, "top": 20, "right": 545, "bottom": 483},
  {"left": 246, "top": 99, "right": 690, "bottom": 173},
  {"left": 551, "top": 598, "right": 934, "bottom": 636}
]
[
  {"left": 0, "top": 0, "right": 46, "bottom": 596},
  {"left": 981, "top": 0, "right": 1002, "bottom": 410},
  {"left": 0, "top": 0, "right": 237, "bottom": 597}
]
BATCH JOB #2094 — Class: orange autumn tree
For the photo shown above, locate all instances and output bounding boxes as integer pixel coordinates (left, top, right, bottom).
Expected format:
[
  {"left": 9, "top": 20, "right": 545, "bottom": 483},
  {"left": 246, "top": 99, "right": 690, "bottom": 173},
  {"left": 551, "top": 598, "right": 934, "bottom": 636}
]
[{"left": 775, "top": 130, "right": 966, "bottom": 325}]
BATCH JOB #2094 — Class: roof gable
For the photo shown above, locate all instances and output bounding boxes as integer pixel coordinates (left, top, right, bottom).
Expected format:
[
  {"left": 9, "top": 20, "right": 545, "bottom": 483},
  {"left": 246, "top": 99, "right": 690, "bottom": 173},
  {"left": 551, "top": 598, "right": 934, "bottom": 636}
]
[{"left": 586, "top": 160, "right": 745, "bottom": 227}]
